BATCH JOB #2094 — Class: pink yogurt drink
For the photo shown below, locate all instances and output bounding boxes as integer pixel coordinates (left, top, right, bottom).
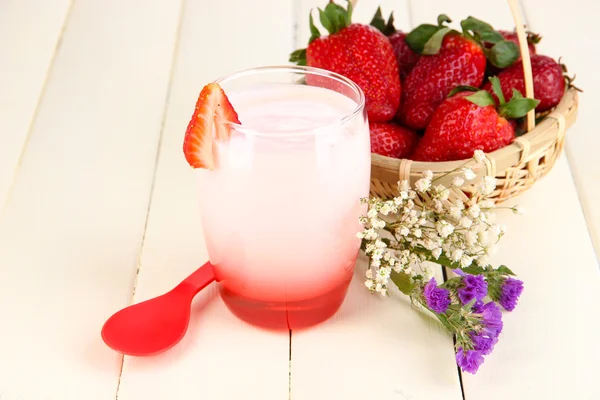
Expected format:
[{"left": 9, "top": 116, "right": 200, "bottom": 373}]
[{"left": 197, "top": 66, "right": 370, "bottom": 329}]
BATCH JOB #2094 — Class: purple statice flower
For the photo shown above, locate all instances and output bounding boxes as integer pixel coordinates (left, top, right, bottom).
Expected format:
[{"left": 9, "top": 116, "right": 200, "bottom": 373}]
[
  {"left": 470, "top": 332, "right": 498, "bottom": 355},
  {"left": 457, "top": 274, "right": 488, "bottom": 305},
  {"left": 499, "top": 277, "right": 524, "bottom": 311},
  {"left": 423, "top": 277, "right": 451, "bottom": 314},
  {"left": 456, "top": 347, "right": 484, "bottom": 374},
  {"left": 471, "top": 299, "right": 484, "bottom": 313},
  {"left": 479, "top": 301, "right": 503, "bottom": 338}
]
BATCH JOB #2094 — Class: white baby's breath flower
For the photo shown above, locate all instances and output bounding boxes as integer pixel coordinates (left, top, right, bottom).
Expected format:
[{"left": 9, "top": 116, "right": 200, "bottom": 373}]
[
  {"left": 413, "top": 228, "right": 422, "bottom": 238},
  {"left": 473, "top": 149, "right": 486, "bottom": 164},
  {"left": 436, "top": 220, "right": 455, "bottom": 238},
  {"left": 436, "top": 185, "right": 450, "bottom": 201},
  {"left": 356, "top": 231, "right": 365, "bottom": 239},
  {"left": 432, "top": 248, "right": 442, "bottom": 259},
  {"left": 449, "top": 206, "right": 462, "bottom": 220},
  {"left": 367, "top": 208, "right": 378, "bottom": 219},
  {"left": 365, "top": 279, "right": 374, "bottom": 290},
  {"left": 397, "top": 226, "right": 410, "bottom": 236},
  {"left": 371, "top": 259, "right": 380, "bottom": 268},
  {"left": 372, "top": 218, "right": 386, "bottom": 229},
  {"left": 452, "top": 176, "right": 465, "bottom": 187},
  {"left": 380, "top": 288, "right": 388, "bottom": 296},
  {"left": 365, "top": 269, "right": 373, "bottom": 279},
  {"left": 423, "top": 170, "right": 434, "bottom": 180},
  {"left": 375, "top": 239, "right": 387, "bottom": 248},
  {"left": 375, "top": 283, "right": 383, "bottom": 293},
  {"left": 459, "top": 216, "right": 473, "bottom": 228},
  {"left": 463, "top": 167, "right": 476, "bottom": 180},
  {"left": 404, "top": 266, "right": 413, "bottom": 275},
  {"left": 479, "top": 176, "right": 497, "bottom": 195},
  {"left": 468, "top": 204, "right": 481, "bottom": 219},
  {"left": 465, "top": 229, "right": 478, "bottom": 246},
  {"left": 415, "top": 178, "right": 431, "bottom": 193},
  {"left": 432, "top": 199, "right": 444, "bottom": 213},
  {"left": 460, "top": 255, "right": 474, "bottom": 268},
  {"left": 380, "top": 203, "right": 393, "bottom": 215},
  {"left": 451, "top": 249, "right": 464, "bottom": 262},
  {"left": 485, "top": 244, "right": 498, "bottom": 256}
]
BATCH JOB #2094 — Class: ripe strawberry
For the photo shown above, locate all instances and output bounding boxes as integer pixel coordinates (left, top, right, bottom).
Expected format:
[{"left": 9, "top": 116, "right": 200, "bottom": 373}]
[
  {"left": 483, "top": 54, "right": 566, "bottom": 112},
  {"left": 369, "top": 8, "right": 420, "bottom": 79},
  {"left": 411, "top": 77, "right": 539, "bottom": 162},
  {"left": 290, "top": 1, "right": 400, "bottom": 122},
  {"left": 370, "top": 122, "right": 419, "bottom": 159},
  {"left": 398, "top": 15, "right": 520, "bottom": 130},
  {"left": 484, "top": 29, "right": 540, "bottom": 76},
  {"left": 183, "top": 83, "right": 240, "bottom": 169}
]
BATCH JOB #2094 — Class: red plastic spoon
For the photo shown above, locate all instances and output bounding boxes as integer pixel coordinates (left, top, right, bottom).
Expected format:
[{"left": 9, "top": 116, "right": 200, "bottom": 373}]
[{"left": 101, "top": 261, "right": 215, "bottom": 356}]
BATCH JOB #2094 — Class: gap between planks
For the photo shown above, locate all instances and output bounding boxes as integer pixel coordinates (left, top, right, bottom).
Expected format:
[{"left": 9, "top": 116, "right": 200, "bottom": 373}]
[
  {"left": 113, "top": 0, "right": 187, "bottom": 398},
  {"left": 0, "top": 0, "right": 75, "bottom": 224}
]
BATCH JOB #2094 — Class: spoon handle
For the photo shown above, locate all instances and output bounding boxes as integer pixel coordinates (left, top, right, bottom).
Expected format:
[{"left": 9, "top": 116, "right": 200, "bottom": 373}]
[{"left": 176, "top": 261, "right": 216, "bottom": 295}]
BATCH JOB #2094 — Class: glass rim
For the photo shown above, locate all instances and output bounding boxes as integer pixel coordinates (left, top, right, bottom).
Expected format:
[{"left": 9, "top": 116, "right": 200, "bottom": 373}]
[{"left": 213, "top": 65, "right": 366, "bottom": 137}]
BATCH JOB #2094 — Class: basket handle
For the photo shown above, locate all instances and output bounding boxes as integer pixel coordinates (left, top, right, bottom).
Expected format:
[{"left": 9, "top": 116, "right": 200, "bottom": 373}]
[{"left": 507, "top": 0, "right": 535, "bottom": 131}]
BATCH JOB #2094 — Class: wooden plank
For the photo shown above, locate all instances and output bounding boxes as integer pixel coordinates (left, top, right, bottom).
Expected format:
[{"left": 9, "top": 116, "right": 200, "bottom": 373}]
[
  {"left": 520, "top": 0, "right": 600, "bottom": 259},
  {"left": 0, "top": 0, "right": 72, "bottom": 213},
  {"left": 412, "top": 0, "right": 600, "bottom": 398},
  {"left": 0, "top": 1, "right": 181, "bottom": 399},
  {"left": 115, "top": 0, "right": 294, "bottom": 398},
  {"left": 290, "top": 1, "right": 463, "bottom": 398}
]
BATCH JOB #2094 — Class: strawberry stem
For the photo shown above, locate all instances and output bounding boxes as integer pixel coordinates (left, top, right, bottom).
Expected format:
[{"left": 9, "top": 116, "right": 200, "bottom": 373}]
[
  {"left": 459, "top": 16, "right": 519, "bottom": 68},
  {"left": 369, "top": 6, "right": 396, "bottom": 36}
]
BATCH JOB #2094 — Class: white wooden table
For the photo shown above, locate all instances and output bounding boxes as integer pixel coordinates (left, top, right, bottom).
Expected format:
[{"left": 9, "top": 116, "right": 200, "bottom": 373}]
[{"left": 2, "top": 0, "right": 599, "bottom": 399}]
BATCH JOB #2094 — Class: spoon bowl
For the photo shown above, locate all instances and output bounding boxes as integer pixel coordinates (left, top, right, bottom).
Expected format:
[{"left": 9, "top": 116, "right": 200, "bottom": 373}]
[{"left": 101, "top": 262, "right": 215, "bottom": 356}]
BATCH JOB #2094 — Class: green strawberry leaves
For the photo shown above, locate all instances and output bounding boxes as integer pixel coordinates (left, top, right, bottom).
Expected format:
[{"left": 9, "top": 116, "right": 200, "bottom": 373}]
[
  {"left": 460, "top": 16, "right": 520, "bottom": 68},
  {"left": 487, "top": 40, "right": 520, "bottom": 68},
  {"left": 289, "top": 48, "right": 307, "bottom": 66},
  {"left": 369, "top": 7, "right": 396, "bottom": 36},
  {"left": 465, "top": 91, "right": 496, "bottom": 107},
  {"left": 406, "top": 14, "right": 453, "bottom": 54},
  {"left": 318, "top": 0, "right": 353, "bottom": 35},
  {"left": 460, "top": 76, "right": 540, "bottom": 119}
]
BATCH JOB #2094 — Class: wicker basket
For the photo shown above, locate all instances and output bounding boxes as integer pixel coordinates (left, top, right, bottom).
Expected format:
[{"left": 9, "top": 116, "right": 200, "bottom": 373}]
[{"left": 367, "top": 0, "right": 580, "bottom": 203}]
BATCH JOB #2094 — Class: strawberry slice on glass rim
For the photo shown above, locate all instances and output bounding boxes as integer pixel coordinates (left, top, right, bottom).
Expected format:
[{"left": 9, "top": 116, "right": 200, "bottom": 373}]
[{"left": 183, "top": 82, "right": 240, "bottom": 170}]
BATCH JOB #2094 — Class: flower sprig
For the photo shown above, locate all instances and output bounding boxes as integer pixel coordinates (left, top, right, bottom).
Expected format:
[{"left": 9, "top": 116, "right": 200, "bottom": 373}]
[{"left": 357, "top": 150, "right": 524, "bottom": 374}]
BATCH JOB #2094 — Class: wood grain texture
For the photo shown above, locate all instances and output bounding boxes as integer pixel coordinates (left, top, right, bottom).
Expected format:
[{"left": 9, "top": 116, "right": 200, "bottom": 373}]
[
  {"left": 521, "top": 0, "right": 600, "bottom": 260},
  {"left": 412, "top": 0, "right": 600, "bottom": 398},
  {"left": 0, "top": 1, "right": 181, "bottom": 398},
  {"left": 115, "top": 0, "right": 294, "bottom": 398},
  {"left": 0, "top": 0, "right": 72, "bottom": 214},
  {"left": 291, "top": 2, "right": 463, "bottom": 399}
]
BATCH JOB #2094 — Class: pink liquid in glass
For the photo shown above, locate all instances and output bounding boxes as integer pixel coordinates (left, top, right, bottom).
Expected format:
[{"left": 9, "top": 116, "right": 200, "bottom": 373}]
[{"left": 198, "top": 68, "right": 370, "bottom": 330}]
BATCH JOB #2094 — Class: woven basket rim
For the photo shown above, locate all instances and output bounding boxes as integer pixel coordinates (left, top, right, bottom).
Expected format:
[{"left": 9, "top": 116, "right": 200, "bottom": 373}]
[{"left": 371, "top": 87, "right": 579, "bottom": 173}]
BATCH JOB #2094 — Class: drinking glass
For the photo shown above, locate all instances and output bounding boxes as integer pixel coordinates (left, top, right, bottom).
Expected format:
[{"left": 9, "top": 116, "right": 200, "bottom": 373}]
[{"left": 197, "top": 65, "right": 370, "bottom": 329}]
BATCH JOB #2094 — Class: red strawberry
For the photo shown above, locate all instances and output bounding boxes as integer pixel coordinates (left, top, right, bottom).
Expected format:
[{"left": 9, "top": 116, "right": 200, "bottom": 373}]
[
  {"left": 411, "top": 80, "right": 539, "bottom": 162},
  {"left": 370, "top": 122, "right": 419, "bottom": 158},
  {"left": 369, "top": 8, "right": 420, "bottom": 79},
  {"left": 290, "top": 1, "right": 400, "bottom": 122},
  {"left": 183, "top": 83, "right": 240, "bottom": 169},
  {"left": 389, "top": 32, "right": 421, "bottom": 80},
  {"left": 397, "top": 16, "right": 520, "bottom": 130},
  {"left": 484, "top": 29, "right": 540, "bottom": 76},
  {"left": 483, "top": 54, "right": 566, "bottom": 112}
]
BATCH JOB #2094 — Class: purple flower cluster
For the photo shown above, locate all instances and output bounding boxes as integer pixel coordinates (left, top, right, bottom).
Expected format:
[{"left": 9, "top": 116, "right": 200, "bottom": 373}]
[
  {"left": 456, "top": 301, "right": 504, "bottom": 374},
  {"left": 455, "top": 270, "right": 488, "bottom": 305},
  {"left": 423, "top": 277, "right": 451, "bottom": 314},
  {"left": 499, "top": 277, "right": 524, "bottom": 311},
  {"left": 456, "top": 347, "right": 485, "bottom": 374}
]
